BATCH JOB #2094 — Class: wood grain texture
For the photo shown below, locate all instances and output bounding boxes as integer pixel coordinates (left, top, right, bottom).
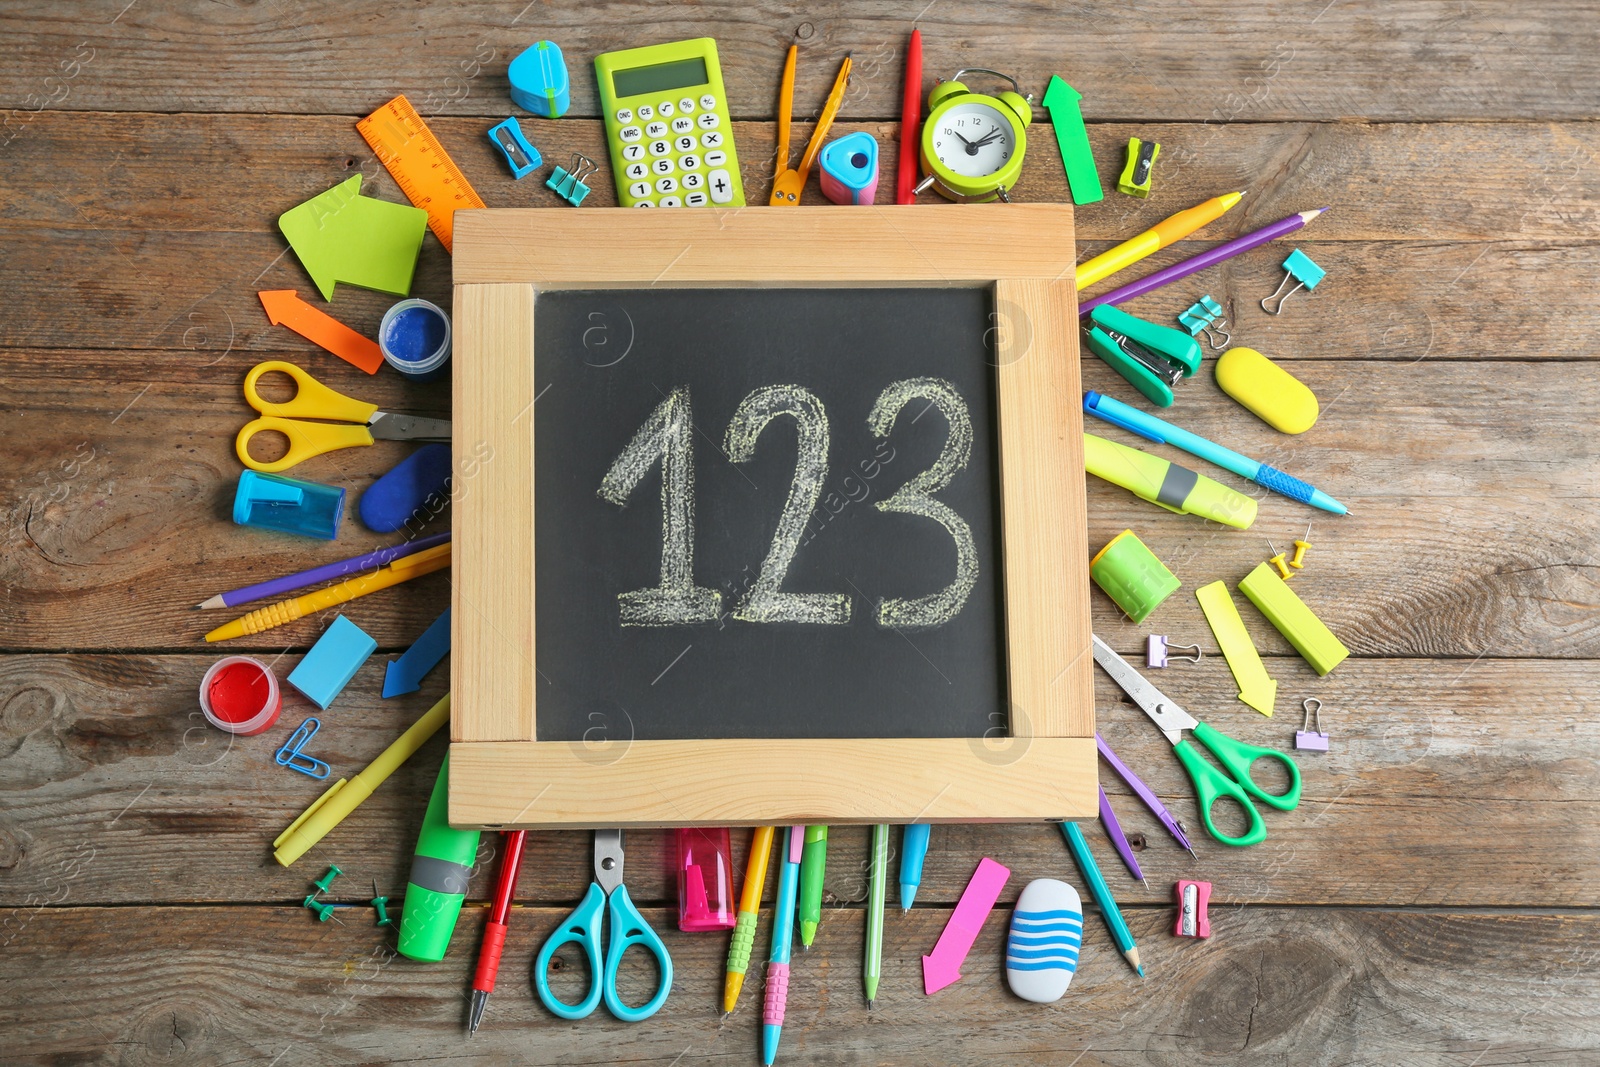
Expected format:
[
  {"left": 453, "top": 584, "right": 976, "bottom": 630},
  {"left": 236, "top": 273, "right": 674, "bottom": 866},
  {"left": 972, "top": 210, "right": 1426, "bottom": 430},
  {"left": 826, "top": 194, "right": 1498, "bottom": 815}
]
[
  {"left": 2, "top": 904, "right": 1596, "bottom": 1065},
  {"left": 3, "top": 2, "right": 1597, "bottom": 122},
  {"left": 450, "top": 282, "right": 535, "bottom": 743},
  {"left": 2, "top": 655, "right": 1594, "bottom": 908}
]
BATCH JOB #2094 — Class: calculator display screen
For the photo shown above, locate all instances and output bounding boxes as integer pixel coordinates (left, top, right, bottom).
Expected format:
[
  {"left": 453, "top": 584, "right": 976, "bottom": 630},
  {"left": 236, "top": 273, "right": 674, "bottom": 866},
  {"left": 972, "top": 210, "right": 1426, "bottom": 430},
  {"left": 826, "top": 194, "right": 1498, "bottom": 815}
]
[{"left": 612, "top": 56, "right": 709, "bottom": 98}]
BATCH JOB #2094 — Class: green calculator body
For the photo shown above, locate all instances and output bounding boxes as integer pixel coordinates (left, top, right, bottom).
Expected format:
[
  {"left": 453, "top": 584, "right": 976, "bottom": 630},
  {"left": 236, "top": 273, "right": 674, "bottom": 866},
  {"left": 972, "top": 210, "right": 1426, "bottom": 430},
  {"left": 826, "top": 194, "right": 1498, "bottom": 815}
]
[{"left": 595, "top": 37, "right": 746, "bottom": 209}]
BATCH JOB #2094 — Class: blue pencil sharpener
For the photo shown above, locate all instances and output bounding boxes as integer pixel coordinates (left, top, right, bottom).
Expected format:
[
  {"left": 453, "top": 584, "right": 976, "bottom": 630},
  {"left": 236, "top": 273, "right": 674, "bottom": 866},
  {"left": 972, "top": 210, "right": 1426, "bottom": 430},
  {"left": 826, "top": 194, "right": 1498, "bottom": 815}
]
[{"left": 234, "top": 470, "right": 344, "bottom": 540}]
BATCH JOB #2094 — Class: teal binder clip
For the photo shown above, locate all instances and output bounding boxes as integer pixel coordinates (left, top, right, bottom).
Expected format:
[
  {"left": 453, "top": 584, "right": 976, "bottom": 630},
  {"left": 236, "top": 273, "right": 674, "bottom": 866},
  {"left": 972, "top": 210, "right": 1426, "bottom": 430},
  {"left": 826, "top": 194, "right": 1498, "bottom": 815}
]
[
  {"left": 1262, "top": 248, "right": 1326, "bottom": 314},
  {"left": 1178, "top": 294, "right": 1230, "bottom": 349},
  {"left": 1085, "top": 304, "right": 1203, "bottom": 408},
  {"left": 546, "top": 153, "right": 597, "bottom": 206}
]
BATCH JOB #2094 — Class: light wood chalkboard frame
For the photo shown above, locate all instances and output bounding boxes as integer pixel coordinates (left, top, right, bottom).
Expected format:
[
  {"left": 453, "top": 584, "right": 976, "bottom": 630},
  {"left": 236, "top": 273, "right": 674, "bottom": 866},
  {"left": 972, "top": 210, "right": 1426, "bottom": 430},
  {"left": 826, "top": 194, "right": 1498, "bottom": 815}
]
[{"left": 449, "top": 205, "right": 1094, "bottom": 828}]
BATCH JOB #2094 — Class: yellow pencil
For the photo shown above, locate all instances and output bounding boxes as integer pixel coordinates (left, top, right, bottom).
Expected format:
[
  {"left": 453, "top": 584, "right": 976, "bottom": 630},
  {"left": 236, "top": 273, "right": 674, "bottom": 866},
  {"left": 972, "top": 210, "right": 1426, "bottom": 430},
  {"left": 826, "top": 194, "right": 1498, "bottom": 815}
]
[
  {"left": 723, "top": 826, "right": 776, "bottom": 1013},
  {"left": 204, "top": 542, "right": 450, "bottom": 642},
  {"left": 273, "top": 693, "right": 450, "bottom": 866},
  {"left": 1076, "top": 191, "right": 1244, "bottom": 290}
]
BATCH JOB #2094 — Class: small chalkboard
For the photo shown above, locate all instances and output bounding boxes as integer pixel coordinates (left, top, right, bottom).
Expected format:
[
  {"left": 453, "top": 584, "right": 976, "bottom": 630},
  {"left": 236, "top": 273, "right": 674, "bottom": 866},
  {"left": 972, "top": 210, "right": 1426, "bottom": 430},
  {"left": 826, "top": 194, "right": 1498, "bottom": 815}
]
[
  {"left": 450, "top": 207, "right": 1095, "bottom": 828},
  {"left": 533, "top": 286, "right": 1006, "bottom": 741}
]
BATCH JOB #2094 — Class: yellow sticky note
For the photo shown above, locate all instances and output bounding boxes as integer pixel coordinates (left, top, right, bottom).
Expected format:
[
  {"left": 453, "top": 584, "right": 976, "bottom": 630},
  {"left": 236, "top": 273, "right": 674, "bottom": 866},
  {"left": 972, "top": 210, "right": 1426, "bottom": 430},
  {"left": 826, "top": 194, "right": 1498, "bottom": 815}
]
[{"left": 1196, "top": 580, "right": 1277, "bottom": 716}]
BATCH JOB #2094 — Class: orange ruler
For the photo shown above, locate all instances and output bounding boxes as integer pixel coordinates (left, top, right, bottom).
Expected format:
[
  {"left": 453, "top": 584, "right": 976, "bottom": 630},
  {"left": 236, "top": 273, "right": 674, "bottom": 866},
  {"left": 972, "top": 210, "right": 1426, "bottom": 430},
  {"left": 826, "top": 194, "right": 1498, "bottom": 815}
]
[{"left": 356, "top": 95, "right": 484, "bottom": 253}]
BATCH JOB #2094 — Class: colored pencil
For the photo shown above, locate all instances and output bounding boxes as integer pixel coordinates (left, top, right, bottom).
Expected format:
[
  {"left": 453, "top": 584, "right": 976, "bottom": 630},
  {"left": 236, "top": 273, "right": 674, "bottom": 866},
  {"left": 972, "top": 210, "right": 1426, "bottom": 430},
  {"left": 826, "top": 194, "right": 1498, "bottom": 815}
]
[
  {"left": 1060, "top": 820, "right": 1144, "bottom": 977},
  {"left": 1079, "top": 208, "right": 1329, "bottom": 316},
  {"left": 864, "top": 824, "right": 888, "bottom": 1007},
  {"left": 196, "top": 531, "right": 451, "bottom": 609}
]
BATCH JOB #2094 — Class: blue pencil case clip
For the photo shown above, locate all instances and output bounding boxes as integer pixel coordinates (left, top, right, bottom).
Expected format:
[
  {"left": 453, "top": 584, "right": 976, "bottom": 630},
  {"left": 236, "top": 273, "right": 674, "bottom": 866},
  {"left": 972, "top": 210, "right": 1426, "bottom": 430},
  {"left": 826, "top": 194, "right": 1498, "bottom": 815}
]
[
  {"left": 275, "top": 717, "right": 331, "bottom": 779},
  {"left": 487, "top": 117, "right": 542, "bottom": 179}
]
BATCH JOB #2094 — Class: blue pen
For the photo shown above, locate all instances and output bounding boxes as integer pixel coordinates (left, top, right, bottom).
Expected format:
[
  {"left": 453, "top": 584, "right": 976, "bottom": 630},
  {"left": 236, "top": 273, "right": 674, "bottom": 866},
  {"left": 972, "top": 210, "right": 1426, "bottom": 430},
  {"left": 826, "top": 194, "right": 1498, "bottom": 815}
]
[
  {"left": 899, "top": 823, "right": 930, "bottom": 911},
  {"left": 763, "top": 826, "right": 803, "bottom": 1065},
  {"left": 1083, "top": 390, "right": 1347, "bottom": 515}
]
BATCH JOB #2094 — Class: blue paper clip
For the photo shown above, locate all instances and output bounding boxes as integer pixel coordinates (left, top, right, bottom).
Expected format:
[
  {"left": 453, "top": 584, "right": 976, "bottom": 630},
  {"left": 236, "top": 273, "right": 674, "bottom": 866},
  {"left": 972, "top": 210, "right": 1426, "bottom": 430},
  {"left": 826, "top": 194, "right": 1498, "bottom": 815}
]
[
  {"left": 487, "top": 117, "right": 542, "bottom": 179},
  {"left": 546, "top": 153, "right": 597, "bottom": 206},
  {"left": 1262, "top": 249, "right": 1326, "bottom": 315},
  {"left": 1178, "top": 294, "right": 1231, "bottom": 349},
  {"left": 275, "top": 717, "right": 331, "bottom": 780}
]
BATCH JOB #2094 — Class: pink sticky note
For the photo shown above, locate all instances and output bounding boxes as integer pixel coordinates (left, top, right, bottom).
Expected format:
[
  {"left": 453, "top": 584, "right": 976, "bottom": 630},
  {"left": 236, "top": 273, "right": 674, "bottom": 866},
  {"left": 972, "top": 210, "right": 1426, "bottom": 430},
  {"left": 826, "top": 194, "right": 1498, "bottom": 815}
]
[{"left": 922, "top": 856, "right": 1011, "bottom": 994}]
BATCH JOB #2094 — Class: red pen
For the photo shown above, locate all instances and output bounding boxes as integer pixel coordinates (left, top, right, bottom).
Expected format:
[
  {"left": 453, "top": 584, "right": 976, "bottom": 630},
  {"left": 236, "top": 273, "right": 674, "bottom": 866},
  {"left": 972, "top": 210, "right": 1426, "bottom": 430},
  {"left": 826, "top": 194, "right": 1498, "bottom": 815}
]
[
  {"left": 468, "top": 829, "right": 526, "bottom": 1035},
  {"left": 896, "top": 28, "right": 923, "bottom": 204}
]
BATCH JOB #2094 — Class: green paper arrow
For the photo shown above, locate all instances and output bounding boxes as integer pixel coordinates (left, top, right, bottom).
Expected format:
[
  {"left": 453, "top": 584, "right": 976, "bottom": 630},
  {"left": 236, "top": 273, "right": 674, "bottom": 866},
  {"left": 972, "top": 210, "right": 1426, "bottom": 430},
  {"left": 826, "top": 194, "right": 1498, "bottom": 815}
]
[
  {"left": 1041, "top": 75, "right": 1103, "bottom": 205},
  {"left": 277, "top": 174, "right": 428, "bottom": 301}
]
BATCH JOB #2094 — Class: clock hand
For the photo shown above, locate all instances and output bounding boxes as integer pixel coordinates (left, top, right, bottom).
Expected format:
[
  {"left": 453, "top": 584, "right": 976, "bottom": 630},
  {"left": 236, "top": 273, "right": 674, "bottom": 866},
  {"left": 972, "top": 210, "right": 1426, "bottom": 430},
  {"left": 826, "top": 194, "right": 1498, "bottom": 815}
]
[{"left": 951, "top": 130, "right": 973, "bottom": 146}]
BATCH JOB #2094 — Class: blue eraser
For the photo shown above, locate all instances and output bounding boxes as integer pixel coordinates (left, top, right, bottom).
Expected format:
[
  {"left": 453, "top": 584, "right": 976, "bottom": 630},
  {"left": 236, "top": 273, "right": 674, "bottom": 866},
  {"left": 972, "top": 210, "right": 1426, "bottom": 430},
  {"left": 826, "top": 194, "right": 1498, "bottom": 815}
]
[
  {"left": 360, "top": 444, "right": 452, "bottom": 534},
  {"left": 383, "top": 607, "right": 451, "bottom": 698},
  {"left": 508, "top": 40, "right": 570, "bottom": 118},
  {"left": 488, "top": 117, "right": 542, "bottom": 179},
  {"left": 288, "top": 615, "right": 377, "bottom": 710}
]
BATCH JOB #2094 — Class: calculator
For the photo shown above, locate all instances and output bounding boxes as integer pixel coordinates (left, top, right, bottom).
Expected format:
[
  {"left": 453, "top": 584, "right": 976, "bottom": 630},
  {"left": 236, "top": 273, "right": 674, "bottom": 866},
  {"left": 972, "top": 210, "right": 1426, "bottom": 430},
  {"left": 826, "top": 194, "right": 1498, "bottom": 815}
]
[{"left": 595, "top": 37, "right": 746, "bottom": 208}]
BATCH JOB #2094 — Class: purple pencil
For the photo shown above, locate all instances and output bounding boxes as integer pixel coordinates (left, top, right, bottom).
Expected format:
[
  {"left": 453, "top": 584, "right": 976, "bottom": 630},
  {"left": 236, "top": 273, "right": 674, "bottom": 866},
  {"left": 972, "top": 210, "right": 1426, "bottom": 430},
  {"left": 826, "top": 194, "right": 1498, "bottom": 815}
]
[
  {"left": 195, "top": 531, "right": 451, "bottom": 609},
  {"left": 1078, "top": 207, "right": 1329, "bottom": 316},
  {"left": 1098, "top": 786, "right": 1146, "bottom": 886}
]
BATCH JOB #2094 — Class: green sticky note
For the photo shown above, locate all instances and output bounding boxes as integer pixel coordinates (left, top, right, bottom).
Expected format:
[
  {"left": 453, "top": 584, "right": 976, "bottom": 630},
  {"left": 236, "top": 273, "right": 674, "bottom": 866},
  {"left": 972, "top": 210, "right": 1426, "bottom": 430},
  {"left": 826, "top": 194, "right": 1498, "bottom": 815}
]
[
  {"left": 278, "top": 174, "right": 428, "bottom": 301},
  {"left": 1196, "top": 580, "right": 1277, "bottom": 716},
  {"left": 1041, "top": 75, "right": 1103, "bottom": 205},
  {"left": 1238, "top": 562, "right": 1350, "bottom": 677}
]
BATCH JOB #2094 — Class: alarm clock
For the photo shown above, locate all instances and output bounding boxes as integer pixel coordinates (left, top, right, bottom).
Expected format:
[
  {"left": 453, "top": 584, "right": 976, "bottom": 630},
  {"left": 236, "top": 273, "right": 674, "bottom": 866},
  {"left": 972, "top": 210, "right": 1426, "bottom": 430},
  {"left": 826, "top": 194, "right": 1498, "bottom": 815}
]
[{"left": 915, "top": 69, "right": 1032, "bottom": 203}]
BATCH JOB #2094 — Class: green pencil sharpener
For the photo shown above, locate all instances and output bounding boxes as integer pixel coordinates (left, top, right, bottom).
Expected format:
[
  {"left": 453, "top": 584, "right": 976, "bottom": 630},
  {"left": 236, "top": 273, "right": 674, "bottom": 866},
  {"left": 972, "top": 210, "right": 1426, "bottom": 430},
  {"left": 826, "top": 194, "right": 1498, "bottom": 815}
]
[{"left": 1090, "top": 530, "right": 1180, "bottom": 624}]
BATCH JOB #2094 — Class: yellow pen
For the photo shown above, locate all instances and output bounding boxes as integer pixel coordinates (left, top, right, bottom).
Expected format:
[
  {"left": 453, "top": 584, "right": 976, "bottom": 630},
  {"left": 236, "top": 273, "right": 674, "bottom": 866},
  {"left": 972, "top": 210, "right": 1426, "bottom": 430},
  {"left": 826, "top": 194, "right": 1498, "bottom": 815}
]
[
  {"left": 1076, "top": 191, "right": 1244, "bottom": 290},
  {"left": 204, "top": 542, "right": 450, "bottom": 642},
  {"left": 273, "top": 693, "right": 451, "bottom": 866},
  {"left": 723, "top": 825, "right": 775, "bottom": 1013}
]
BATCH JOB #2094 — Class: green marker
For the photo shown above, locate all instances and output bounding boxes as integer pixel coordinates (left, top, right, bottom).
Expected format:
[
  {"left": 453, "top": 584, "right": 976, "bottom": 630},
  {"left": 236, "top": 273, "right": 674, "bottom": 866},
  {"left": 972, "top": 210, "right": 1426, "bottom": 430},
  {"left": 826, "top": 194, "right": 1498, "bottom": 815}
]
[
  {"left": 1041, "top": 76, "right": 1103, "bottom": 205},
  {"left": 396, "top": 755, "right": 481, "bottom": 962},
  {"left": 864, "top": 824, "right": 888, "bottom": 1007},
  {"left": 797, "top": 825, "right": 828, "bottom": 948}
]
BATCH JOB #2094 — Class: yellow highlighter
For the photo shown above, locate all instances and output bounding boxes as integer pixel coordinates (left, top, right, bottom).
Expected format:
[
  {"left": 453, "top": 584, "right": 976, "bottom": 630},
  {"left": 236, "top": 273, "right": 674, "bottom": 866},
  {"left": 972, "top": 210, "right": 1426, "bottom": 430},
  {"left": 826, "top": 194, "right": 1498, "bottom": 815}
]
[
  {"left": 205, "top": 542, "right": 450, "bottom": 642},
  {"left": 1076, "top": 191, "right": 1243, "bottom": 290},
  {"left": 273, "top": 693, "right": 451, "bottom": 866},
  {"left": 1084, "top": 433, "right": 1257, "bottom": 529}
]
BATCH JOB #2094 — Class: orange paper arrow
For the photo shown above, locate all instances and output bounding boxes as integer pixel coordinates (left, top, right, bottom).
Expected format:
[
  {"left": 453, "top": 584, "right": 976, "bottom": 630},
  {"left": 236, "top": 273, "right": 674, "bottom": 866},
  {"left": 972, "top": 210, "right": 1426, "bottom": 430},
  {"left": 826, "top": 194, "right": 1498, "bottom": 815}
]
[{"left": 258, "top": 290, "right": 384, "bottom": 374}]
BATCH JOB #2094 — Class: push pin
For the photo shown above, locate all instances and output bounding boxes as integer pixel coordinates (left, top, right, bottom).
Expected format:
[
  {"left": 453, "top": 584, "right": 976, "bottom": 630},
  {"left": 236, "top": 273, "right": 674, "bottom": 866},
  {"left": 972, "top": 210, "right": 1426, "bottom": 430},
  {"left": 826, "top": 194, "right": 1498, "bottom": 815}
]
[
  {"left": 1261, "top": 248, "right": 1326, "bottom": 315},
  {"left": 312, "top": 865, "right": 343, "bottom": 896},
  {"left": 1174, "top": 880, "right": 1211, "bottom": 938},
  {"left": 302, "top": 894, "right": 352, "bottom": 923},
  {"left": 1178, "top": 294, "right": 1231, "bottom": 350},
  {"left": 1266, "top": 540, "right": 1294, "bottom": 581},
  {"left": 1295, "top": 698, "right": 1330, "bottom": 751},
  {"left": 546, "top": 152, "right": 597, "bottom": 206},
  {"left": 371, "top": 880, "right": 394, "bottom": 927},
  {"left": 1147, "top": 635, "right": 1203, "bottom": 668},
  {"left": 1290, "top": 521, "right": 1313, "bottom": 570}
]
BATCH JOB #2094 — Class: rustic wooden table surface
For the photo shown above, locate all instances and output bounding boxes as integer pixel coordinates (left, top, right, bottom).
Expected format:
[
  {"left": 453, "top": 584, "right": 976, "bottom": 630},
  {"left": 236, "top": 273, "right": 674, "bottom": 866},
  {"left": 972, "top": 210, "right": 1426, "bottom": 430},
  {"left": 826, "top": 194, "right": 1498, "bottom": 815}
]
[{"left": 3, "top": 3, "right": 1598, "bottom": 1064}]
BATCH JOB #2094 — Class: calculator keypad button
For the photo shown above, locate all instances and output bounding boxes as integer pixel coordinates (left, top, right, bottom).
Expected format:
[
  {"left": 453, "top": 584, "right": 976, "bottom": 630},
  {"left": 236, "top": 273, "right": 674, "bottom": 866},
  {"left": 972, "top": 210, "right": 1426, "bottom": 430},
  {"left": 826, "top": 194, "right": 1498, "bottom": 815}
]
[
  {"left": 619, "top": 125, "right": 643, "bottom": 143},
  {"left": 681, "top": 171, "right": 704, "bottom": 190},
  {"left": 697, "top": 112, "right": 720, "bottom": 129},
  {"left": 621, "top": 143, "right": 645, "bottom": 162},
  {"left": 615, "top": 107, "right": 634, "bottom": 124},
  {"left": 657, "top": 100, "right": 675, "bottom": 117},
  {"left": 645, "top": 120, "right": 667, "bottom": 138},
  {"left": 704, "top": 149, "right": 727, "bottom": 167},
  {"left": 659, "top": 195, "right": 682, "bottom": 207},
  {"left": 625, "top": 161, "right": 649, "bottom": 180},
  {"left": 671, "top": 116, "right": 695, "bottom": 134},
  {"left": 701, "top": 131, "right": 724, "bottom": 149},
  {"left": 636, "top": 104, "right": 654, "bottom": 120},
  {"left": 707, "top": 168, "right": 734, "bottom": 204},
  {"left": 652, "top": 157, "right": 675, "bottom": 175},
  {"left": 634, "top": 199, "right": 655, "bottom": 207},
  {"left": 685, "top": 191, "right": 708, "bottom": 207},
  {"left": 629, "top": 181, "right": 652, "bottom": 199},
  {"left": 655, "top": 176, "right": 679, "bottom": 193},
  {"left": 675, "top": 135, "right": 697, "bottom": 153},
  {"left": 700, "top": 94, "right": 717, "bottom": 111},
  {"left": 680, "top": 153, "right": 701, "bottom": 170},
  {"left": 679, "top": 97, "right": 697, "bottom": 114},
  {"left": 649, "top": 139, "right": 671, "bottom": 157}
]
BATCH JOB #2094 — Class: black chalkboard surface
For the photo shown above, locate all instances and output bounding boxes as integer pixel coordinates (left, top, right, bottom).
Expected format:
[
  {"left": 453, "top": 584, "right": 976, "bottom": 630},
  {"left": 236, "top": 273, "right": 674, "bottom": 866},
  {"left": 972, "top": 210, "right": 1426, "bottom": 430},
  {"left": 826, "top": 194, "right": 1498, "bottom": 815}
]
[{"left": 532, "top": 287, "right": 1007, "bottom": 741}]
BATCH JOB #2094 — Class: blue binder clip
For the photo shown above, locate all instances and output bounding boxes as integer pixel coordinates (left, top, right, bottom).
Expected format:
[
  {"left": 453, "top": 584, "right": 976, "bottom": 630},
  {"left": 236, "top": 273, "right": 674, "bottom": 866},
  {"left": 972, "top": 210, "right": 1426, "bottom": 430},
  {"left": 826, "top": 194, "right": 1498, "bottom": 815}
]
[
  {"left": 1262, "top": 249, "right": 1326, "bottom": 315},
  {"left": 487, "top": 117, "right": 542, "bottom": 179},
  {"left": 546, "top": 153, "right": 597, "bottom": 206},
  {"left": 1178, "top": 294, "right": 1231, "bottom": 349},
  {"left": 275, "top": 717, "right": 331, "bottom": 779}
]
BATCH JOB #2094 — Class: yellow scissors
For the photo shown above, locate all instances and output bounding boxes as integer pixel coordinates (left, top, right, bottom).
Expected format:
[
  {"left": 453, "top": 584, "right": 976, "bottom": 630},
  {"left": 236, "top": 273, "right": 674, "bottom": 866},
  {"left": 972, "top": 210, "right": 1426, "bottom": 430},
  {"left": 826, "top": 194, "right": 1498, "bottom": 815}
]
[{"left": 235, "top": 361, "right": 451, "bottom": 473}]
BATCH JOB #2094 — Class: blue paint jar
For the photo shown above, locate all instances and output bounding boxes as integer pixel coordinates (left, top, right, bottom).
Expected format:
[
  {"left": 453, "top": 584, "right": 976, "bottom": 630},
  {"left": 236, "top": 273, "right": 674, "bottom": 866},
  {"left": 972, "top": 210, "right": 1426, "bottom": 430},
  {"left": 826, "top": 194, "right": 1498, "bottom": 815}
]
[{"left": 379, "top": 298, "right": 452, "bottom": 382}]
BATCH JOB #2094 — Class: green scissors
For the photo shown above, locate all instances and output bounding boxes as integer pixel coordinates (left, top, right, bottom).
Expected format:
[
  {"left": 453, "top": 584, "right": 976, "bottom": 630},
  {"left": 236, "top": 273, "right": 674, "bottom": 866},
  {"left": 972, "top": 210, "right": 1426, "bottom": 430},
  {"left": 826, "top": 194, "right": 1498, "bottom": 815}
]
[{"left": 1092, "top": 634, "right": 1301, "bottom": 847}]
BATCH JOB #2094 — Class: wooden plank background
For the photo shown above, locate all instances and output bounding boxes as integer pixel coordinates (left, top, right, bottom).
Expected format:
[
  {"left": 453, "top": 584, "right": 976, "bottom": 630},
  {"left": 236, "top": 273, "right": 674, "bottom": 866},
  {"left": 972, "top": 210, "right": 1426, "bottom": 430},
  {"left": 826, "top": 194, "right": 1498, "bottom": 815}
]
[{"left": 2, "top": 2, "right": 1597, "bottom": 1063}]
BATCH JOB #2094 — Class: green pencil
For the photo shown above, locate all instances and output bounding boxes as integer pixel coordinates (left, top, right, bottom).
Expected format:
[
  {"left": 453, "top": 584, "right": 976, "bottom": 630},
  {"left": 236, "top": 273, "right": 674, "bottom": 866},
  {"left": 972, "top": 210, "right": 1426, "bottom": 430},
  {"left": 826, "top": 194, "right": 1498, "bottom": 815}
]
[
  {"left": 1060, "top": 821, "right": 1144, "bottom": 977},
  {"left": 798, "top": 825, "right": 828, "bottom": 948},
  {"left": 864, "top": 824, "right": 888, "bottom": 1007}
]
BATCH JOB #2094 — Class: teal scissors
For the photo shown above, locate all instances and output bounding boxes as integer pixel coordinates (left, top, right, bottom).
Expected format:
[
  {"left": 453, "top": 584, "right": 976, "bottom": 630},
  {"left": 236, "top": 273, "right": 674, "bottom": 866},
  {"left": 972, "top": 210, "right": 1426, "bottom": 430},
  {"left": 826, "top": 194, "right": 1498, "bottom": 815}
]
[
  {"left": 535, "top": 829, "right": 673, "bottom": 1022},
  {"left": 1093, "top": 635, "right": 1302, "bottom": 847}
]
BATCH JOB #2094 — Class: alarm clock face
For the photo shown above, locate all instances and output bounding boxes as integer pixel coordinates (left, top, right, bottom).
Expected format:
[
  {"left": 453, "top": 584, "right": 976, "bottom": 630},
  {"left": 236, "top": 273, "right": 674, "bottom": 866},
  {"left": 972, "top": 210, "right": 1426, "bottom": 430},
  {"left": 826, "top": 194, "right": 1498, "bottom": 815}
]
[{"left": 930, "top": 100, "right": 1017, "bottom": 178}]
